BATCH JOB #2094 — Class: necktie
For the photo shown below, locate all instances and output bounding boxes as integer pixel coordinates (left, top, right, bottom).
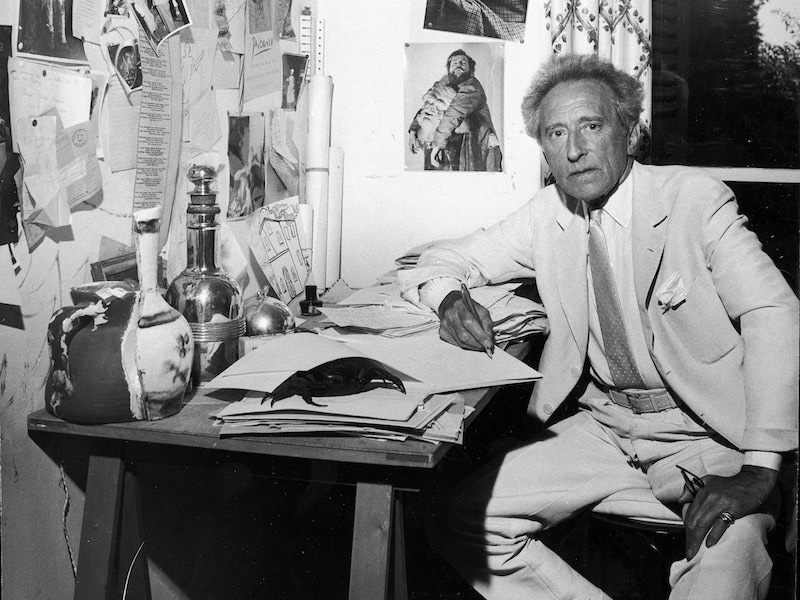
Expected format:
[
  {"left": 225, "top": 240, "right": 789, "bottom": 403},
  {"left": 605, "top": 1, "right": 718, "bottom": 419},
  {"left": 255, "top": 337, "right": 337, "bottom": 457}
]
[{"left": 588, "top": 209, "right": 647, "bottom": 389}]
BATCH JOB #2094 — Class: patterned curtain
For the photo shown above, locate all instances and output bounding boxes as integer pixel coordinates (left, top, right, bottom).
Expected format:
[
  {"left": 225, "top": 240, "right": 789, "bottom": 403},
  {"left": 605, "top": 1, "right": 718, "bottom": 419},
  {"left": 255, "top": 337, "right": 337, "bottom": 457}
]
[{"left": 545, "top": 0, "right": 653, "bottom": 128}]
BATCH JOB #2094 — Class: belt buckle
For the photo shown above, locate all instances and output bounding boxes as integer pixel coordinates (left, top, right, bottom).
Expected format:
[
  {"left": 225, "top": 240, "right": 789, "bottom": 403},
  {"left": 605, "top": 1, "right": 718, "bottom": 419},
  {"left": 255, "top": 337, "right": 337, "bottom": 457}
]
[{"left": 628, "top": 391, "right": 654, "bottom": 414}]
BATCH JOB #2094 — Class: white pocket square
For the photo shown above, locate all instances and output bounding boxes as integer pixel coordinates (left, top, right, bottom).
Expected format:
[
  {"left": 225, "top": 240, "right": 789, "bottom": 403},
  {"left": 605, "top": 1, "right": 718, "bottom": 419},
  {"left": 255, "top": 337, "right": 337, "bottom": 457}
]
[{"left": 656, "top": 273, "right": 687, "bottom": 311}]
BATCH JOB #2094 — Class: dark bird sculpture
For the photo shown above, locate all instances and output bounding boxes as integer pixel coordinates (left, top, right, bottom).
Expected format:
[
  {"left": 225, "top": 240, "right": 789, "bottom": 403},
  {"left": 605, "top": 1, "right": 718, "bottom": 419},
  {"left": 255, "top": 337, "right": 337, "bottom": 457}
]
[{"left": 265, "top": 357, "right": 406, "bottom": 407}]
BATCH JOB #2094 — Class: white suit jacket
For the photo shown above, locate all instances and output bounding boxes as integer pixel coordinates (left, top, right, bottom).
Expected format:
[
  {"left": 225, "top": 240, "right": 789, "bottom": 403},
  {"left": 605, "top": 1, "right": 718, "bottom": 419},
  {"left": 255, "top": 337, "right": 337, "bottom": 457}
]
[{"left": 408, "top": 163, "right": 799, "bottom": 452}]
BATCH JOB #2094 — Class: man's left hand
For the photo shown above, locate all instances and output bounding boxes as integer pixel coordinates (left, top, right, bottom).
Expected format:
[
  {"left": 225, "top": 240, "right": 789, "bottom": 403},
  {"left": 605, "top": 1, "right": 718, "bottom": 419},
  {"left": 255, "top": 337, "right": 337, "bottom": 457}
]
[{"left": 679, "top": 465, "right": 780, "bottom": 560}]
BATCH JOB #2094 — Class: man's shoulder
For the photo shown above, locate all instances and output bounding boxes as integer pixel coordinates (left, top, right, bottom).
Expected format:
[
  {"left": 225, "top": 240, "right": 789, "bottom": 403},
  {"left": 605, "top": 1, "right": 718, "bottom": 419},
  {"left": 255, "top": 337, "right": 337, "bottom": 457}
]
[
  {"left": 636, "top": 162, "right": 730, "bottom": 201},
  {"left": 637, "top": 162, "right": 724, "bottom": 189}
]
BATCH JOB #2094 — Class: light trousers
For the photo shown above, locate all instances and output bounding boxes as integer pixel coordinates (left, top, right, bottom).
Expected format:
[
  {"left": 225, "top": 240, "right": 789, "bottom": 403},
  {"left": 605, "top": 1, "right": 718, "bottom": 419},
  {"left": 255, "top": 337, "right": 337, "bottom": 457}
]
[{"left": 428, "top": 390, "right": 774, "bottom": 600}]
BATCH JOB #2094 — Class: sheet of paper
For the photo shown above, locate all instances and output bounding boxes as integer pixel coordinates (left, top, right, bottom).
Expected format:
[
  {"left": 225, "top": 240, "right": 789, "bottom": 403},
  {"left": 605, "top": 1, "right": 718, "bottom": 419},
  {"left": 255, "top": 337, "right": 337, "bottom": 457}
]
[
  {"left": 243, "top": 0, "right": 280, "bottom": 102},
  {"left": 133, "top": 33, "right": 182, "bottom": 247},
  {"left": 180, "top": 27, "right": 219, "bottom": 145},
  {"left": 8, "top": 58, "right": 92, "bottom": 153},
  {"left": 102, "top": 77, "right": 140, "bottom": 172},
  {"left": 57, "top": 121, "right": 103, "bottom": 207},
  {"left": 209, "top": 329, "right": 541, "bottom": 399},
  {"left": 208, "top": 332, "right": 363, "bottom": 392},
  {"left": 72, "top": 0, "right": 106, "bottom": 45},
  {"left": 340, "top": 331, "right": 542, "bottom": 394},
  {"left": 318, "top": 305, "right": 437, "bottom": 336},
  {"left": 212, "top": 49, "right": 242, "bottom": 89},
  {"left": 223, "top": 0, "right": 247, "bottom": 54},
  {"left": 16, "top": 112, "right": 101, "bottom": 229},
  {"left": 217, "top": 388, "right": 426, "bottom": 422},
  {"left": 218, "top": 391, "right": 451, "bottom": 430}
]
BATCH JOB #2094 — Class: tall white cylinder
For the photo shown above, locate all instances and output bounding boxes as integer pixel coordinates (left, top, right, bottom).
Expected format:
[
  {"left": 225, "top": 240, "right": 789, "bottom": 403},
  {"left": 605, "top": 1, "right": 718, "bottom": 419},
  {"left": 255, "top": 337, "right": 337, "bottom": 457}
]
[{"left": 304, "top": 75, "right": 333, "bottom": 288}]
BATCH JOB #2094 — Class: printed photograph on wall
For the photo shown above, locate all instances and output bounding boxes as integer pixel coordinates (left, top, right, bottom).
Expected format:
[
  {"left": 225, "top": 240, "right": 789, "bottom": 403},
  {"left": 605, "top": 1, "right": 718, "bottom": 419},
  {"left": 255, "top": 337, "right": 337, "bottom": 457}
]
[
  {"left": 277, "top": 0, "right": 295, "bottom": 39},
  {"left": 129, "top": 0, "right": 192, "bottom": 51},
  {"left": 17, "top": 0, "right": 87, "bottom": 62},
  {"left": 281, "top": 53, "right": 307, "bottom": 110},
  {"left": 228, "top": 113, "right": 266, "bottom": 219},
  {"left": 423, "top": 0, "right": 529, "bottom": 42},
  {"left": 405, "top": 42, "right": 504, "bottom": 173}
]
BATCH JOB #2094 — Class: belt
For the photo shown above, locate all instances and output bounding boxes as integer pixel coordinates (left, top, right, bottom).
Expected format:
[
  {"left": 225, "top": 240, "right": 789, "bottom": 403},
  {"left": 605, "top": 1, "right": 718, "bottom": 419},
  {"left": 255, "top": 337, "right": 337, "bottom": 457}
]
[{"left": 605, "top": 387, "right": 680, "bottom": 414}]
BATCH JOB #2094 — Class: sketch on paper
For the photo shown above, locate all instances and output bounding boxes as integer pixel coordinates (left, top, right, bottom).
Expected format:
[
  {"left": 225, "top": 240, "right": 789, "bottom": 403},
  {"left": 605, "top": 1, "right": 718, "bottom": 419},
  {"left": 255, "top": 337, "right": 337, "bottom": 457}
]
[{"left": 246, "top": 201, "right": 309, "bottom": 304}]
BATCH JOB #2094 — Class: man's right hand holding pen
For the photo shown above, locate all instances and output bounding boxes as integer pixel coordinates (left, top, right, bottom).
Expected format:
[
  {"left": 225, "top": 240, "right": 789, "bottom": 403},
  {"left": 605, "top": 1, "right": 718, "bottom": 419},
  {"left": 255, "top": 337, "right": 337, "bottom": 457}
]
[{"left": 437, "top": 284, "right": 495, "bottom": 357}]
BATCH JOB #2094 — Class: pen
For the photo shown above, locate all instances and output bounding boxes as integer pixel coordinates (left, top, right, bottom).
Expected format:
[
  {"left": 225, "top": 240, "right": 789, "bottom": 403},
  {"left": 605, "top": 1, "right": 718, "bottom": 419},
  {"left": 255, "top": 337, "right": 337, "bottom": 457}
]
[{"left": 460, "top": 283, "right": 494, "bottom": 359}]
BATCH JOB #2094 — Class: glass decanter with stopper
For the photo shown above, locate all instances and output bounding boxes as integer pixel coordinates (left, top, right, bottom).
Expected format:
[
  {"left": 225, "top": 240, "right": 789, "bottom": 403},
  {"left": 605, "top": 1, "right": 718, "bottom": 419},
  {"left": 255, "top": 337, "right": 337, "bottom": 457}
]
[{"left": 166, "top": 165, "right": 245, "bottom": 386}]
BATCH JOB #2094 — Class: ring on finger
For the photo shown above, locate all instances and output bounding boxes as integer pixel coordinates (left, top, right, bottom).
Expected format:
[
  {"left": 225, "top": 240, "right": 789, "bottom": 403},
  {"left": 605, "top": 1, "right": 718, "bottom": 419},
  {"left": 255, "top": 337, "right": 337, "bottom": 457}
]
[{"left": 718, "top": 511, "right": 736, "bottom": 525}]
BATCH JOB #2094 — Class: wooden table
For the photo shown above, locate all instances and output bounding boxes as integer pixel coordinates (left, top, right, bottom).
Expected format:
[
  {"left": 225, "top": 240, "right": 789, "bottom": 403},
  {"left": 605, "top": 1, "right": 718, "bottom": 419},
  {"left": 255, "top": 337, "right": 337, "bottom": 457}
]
[{"left": 28, "top": 342, "right": 530, "bottom": 600}]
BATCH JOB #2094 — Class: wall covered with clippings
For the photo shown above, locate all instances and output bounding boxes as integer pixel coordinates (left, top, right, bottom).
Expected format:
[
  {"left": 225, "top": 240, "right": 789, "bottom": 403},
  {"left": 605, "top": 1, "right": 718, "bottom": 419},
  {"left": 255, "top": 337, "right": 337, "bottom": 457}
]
[{"left": 0, "top": 1, "right": 548, "bottom": 597}]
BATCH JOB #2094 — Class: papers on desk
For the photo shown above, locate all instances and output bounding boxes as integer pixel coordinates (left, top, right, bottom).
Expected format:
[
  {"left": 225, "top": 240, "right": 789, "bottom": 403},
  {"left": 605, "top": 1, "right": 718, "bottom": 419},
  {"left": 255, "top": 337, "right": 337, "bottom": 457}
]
[
  {"left": 326, "top": 279, "right": 548, "bottom": 343},
  {"left": 209, "top": 331, "right": 540, "bottom": 395},
  {"left": 318, "top": 305, "right": 438, "bottom": 337},
  {"left": 213, "top": 389, "right": 466, "bottom": 443},
  {"left": 208, "top": 331, "right": 541, "bottom": 442}
]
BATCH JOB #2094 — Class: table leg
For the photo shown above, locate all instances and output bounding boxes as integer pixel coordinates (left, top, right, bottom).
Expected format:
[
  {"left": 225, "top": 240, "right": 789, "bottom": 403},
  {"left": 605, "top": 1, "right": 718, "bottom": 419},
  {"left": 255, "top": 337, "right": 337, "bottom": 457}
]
[
  {"left": 74, "top": 445, "right": 125, "bottom": 600},
  {"left": 74, "top": 443, "right": 151, "bottom": 600},
  {"left": 118, "top": 469, "right": 152, "bottom": 600},
  {"left": 392, "top": 497, "right": 408, "bottom": 600},
  {"left": 348, "top": 482, "right": 394, "bottom": 600}
]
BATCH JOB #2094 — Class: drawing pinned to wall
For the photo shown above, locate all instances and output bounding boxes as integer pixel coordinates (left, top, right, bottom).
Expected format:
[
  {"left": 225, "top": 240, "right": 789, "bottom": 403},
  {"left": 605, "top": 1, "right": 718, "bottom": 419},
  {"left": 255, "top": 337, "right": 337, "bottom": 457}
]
[
  {"left": 423, "top": 0, "right": 529, "bottom": 42},
  {"left": 17, "top": 0, "right": 88, "bottom": 63},
  {"left": 228, "top": 113, "right": 266, "bottom": 219},
  {"left": 281, "top": 53, "right": 307, "bottom": 110},
  {"left": 405, "top": 43, "right": 504, "bottom": 173},
  {"left": 130, "top": 0, "right": 192, "bottom": 52}
]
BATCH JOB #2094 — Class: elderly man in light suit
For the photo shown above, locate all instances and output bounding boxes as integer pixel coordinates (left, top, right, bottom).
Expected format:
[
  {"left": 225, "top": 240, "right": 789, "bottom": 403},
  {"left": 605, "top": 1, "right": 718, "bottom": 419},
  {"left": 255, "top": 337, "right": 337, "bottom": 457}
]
[{"left": 401, "top": 53, "right": 798, "bottom": 600}]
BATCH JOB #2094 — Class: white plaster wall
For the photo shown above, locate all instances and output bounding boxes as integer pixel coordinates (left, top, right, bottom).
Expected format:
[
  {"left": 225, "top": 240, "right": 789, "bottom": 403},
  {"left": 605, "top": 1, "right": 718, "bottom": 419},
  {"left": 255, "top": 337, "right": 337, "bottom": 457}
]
[{"left": 320, "top": 1, "right": 548, "bottom": 287}]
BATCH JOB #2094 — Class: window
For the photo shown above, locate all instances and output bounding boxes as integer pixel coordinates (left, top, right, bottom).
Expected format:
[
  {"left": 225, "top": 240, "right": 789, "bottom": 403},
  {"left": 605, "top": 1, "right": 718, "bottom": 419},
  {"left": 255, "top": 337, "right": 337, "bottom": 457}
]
[{"left": 651, "top": 0, "right": 800, "bottom": 290}]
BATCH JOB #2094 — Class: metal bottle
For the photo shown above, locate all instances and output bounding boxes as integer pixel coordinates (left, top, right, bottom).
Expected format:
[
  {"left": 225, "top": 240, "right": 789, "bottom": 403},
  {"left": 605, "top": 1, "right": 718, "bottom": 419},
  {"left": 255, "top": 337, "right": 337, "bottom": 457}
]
[{"left": 165, "top": 165, "right": 245, "bottom": 386}]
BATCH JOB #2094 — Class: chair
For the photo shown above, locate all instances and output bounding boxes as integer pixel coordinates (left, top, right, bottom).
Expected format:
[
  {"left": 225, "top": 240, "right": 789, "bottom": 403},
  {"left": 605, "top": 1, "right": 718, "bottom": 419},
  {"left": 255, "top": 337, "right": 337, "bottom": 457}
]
[
  {"left": 588, "top": 460, "right": 798, "bottom": 600},
  {"left": 590, "top": 488, "right": 685, "bottom": 599}
]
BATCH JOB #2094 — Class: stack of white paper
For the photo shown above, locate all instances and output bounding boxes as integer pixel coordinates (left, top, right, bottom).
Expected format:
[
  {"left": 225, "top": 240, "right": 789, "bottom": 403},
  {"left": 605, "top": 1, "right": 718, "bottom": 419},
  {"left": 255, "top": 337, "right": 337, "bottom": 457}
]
[
  {"left": 213, "top": 389, "right": 463, "bottom": 443},
  {"left": 330, "top": 280, "right": 548, "bottom": 343},
  {"left": 207, "top": 331, "right": 542, "bottom": 442}
]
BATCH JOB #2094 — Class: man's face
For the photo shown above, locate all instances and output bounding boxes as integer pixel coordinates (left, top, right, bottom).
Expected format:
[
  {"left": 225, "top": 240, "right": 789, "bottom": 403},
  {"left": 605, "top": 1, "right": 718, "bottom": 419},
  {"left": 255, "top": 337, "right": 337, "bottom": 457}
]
[
  {"left": 538, "top": 80, "right": 637, "bottom": 205},
  {"left": 447, "top": 54, "right": 472, "bottom": 84}
]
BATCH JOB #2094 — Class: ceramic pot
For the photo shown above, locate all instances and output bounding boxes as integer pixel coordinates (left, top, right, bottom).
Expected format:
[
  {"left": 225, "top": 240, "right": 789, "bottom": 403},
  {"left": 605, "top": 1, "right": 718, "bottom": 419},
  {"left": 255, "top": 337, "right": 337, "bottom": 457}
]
[{"left": 45, "top": 208, "right": 194, "bottom": 423}]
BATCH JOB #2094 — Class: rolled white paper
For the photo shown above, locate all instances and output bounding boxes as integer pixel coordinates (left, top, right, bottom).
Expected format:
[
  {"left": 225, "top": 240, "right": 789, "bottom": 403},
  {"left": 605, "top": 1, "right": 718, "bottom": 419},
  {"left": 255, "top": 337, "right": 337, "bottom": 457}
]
[{"left": 304, "top": 75, "right": 333, "bottom": 288}]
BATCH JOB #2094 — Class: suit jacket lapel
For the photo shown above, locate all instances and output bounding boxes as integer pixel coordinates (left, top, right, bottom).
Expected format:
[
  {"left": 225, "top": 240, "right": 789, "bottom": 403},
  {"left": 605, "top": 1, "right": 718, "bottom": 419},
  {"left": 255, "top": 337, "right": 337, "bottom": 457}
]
[
  {"left": 631, "top": 166, "right": 668, "bottom": 347},
  {"left": 554, "top": 193, "right": 589, "bottom": 352}
]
